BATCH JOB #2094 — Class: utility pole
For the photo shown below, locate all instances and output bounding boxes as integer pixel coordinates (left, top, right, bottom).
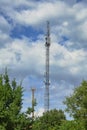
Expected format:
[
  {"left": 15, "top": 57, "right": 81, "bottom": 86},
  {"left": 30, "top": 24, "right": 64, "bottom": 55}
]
[
  {"left": 44, "top": 21, "right": 51, "bottom": 112},
  {"left": 31, "top": 88, "right": 36, "bottom": 118}
]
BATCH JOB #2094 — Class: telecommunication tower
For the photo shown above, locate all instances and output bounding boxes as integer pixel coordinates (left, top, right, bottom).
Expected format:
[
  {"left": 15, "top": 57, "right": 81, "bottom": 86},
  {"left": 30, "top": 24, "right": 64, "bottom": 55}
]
[
  {"left": 44, "top": 21, "right": 51, "bottom": 112},
  {"left": 31, "top": 88, "right": 36, "bottom": 118}
]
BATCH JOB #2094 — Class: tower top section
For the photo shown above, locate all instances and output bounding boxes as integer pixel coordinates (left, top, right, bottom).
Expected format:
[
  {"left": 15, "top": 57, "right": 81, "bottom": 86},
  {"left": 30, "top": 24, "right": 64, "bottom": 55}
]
[{"left": 45, "top": 21, "right": 51, "bottom": 47}]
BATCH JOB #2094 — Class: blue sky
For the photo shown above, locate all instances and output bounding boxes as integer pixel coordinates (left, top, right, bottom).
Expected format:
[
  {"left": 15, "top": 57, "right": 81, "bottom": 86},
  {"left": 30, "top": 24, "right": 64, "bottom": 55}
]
[{"left": 0, "top": 0, "right": 87, "bottom": 119}]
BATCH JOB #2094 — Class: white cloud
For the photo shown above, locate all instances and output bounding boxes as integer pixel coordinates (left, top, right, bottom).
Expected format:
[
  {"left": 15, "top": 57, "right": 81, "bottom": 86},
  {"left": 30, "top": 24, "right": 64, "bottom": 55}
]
[
  {"left": 0, "top": 0, "right": 35, "bottom": 8},
  {"left": 35, "top": 108, "right": 44, "bottom": 117},
  {"left": 63, "top": 0, "right": 77, "bottom": 5},
  {"left": 0, "top": 32, "right": 11, "bottom": 47},
  {"left": 0, "top": 15, "right": 11, "bottom": 33},
  {"left": 0, "top": 31, "right": 86, "bottom": 83},
  {"left": 0, "top": 16, "right": 12, "bottom": 47},
  {"left": 0, "top": 37, "right": 45, "bottom": 78},
  {"left": 0, "top": 0, "right": 87, "bottom": 115},
  {"left": 1, "top": 0, "right": 87, "bottom": 48},
  {"left": 9, "top": 1, "right": 67, "bottom": 26}
]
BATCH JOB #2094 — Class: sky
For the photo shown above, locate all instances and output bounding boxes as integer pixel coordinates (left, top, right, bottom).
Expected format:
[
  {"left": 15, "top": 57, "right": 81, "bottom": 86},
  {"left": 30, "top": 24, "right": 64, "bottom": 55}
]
[{"left": 0, "top": 0, "right": 87, "bottom": 119}]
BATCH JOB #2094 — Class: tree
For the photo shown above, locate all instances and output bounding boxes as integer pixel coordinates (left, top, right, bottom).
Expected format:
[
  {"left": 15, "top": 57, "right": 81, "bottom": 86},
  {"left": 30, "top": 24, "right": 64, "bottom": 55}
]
[
  {"left": 64, "top": 80, "right": 87, "bottom": 129},
  {"left": 0, "top": 70, "right": 32, "bottom": 130},
  {"left": 59, "top": 120, "right": 86, "bottom": 130},
  {"left": 32, "top": 109, "right": 66, "bottom": 130}
]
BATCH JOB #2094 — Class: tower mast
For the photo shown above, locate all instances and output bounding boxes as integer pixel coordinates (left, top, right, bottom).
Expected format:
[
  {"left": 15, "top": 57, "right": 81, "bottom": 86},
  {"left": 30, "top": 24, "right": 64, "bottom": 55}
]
[
  {"left": 44, "top": 21, "right": 51, "bottom": 112},
  {"left": 31, "top": 88, "right": 35, "bottom": 118}
]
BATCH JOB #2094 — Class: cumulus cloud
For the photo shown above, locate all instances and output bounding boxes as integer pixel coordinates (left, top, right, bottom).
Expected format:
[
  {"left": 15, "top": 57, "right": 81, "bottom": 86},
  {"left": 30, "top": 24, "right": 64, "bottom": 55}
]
[
  {"left": 1, "top": 0, "right": 87, "bottom": 48},
  {"left": 35, "top": 108, "right": 44, "bottom": 117},
  {"left": 0, "top": 36, "right": 45, "bottom": 79},
  {"left": 4, "top": 1, "right": 68, "bottom": 26},
  {"left": 0, "top": 0, "right": 35, "bottom": 8},
  {"left": 0, "top": 33, "right": 86, "bottom": 83},
  {"left": 0, "top": 0, "right": 87, "bottom": 114},
  {"left": 0, "top": 15, "right": 11, "bottom": 33}
]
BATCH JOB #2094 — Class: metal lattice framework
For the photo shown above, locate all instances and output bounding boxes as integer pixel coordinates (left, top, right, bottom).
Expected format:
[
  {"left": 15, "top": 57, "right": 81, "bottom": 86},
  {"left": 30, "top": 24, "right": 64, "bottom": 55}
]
[
  {"left": 31, "top": 88, "right": 35, "bottom": 118},
  {"left": 44, "top": 21, "right": 51, "bottom": 112}
]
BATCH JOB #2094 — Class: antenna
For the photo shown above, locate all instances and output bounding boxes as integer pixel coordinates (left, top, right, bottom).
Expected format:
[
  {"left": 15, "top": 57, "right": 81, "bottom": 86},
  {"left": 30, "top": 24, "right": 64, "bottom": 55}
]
[
  {"left": 44, "top": 21, "right": 51, "bottom": 112},
  {"left": 31, "top": 87, "right": 36, "bottom": 118}
]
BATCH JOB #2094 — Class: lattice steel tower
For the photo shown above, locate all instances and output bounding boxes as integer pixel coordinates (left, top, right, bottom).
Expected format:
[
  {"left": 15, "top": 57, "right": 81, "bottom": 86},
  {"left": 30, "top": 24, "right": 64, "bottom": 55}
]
[
  {"left": 31, "top": 88, "right": 36, "bottom": 118},
  {"left": 44, "top": 21, "right": 51, "bottom": 112}
]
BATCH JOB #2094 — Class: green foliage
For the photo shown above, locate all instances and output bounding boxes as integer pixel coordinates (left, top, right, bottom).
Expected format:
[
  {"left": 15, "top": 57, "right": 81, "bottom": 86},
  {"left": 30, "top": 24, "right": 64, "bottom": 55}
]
[
  {"left": 1, "top": 71, "right": 87, "bottom": 130},
  {"left": 64, "top": 80, "right": 87, "bottom": 129},
  {"left": 0, "top": 125, "right": 6, "bottom": 130},
  {"left": 0, "top": 70, "right": 32, "bottom": 130},
  {"left": 59, "top": 120, "right": 86, "bottom": 130},
  {"left": 32, "top": 109, "right": 66, "bottom": 130}
]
